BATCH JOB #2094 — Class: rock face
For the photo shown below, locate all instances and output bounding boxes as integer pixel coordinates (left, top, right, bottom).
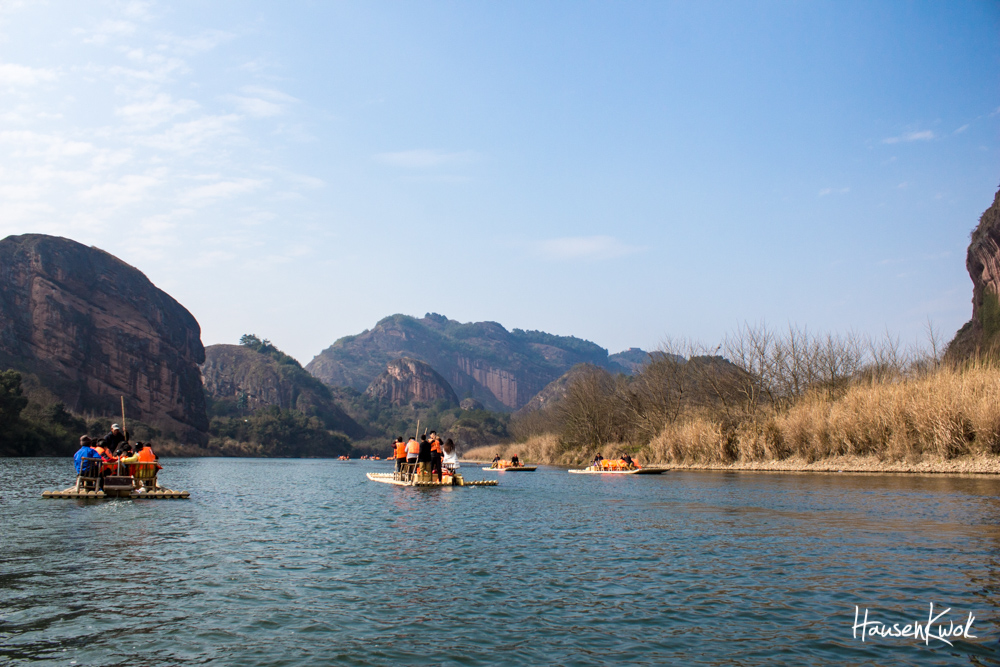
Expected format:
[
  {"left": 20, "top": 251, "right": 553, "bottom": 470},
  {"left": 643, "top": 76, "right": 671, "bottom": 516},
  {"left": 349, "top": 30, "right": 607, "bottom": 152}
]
[
  {"left": 202, "top": 344, "right": 366, "bottom": 438},
  {"left": 0, "top": 234, "right": 208, "bottom": 442},
  {"left": 948, "top": 187, "right": 1000, "bottom": 359},
  {"left": 307, "top": 313, "right": 637, "bottom": 411},
  {"left": 513, "top": 364, "right": 597, "bottom": 417},
  {"left": 365, "top": 358, "right": 459, "bottom": 406}
]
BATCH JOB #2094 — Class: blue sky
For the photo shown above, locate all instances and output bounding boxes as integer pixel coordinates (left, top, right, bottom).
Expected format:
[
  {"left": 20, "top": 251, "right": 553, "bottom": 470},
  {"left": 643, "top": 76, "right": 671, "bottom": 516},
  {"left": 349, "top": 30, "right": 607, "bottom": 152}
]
[{"left": 0, "top": 1, "right": 997, "bottom": 364}]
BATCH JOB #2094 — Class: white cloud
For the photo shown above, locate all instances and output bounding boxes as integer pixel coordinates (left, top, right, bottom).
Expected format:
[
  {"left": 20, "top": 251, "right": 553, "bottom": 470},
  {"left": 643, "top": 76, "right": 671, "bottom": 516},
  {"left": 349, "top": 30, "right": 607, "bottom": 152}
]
[
  {"left": 0, "top": 63, "right": 57, "bottom": 86},
  {"left": 0, "top": 130, "right": 94, "bottom": 159},
  {"left": 228, "top": 87, "right": 298, "bottom": 118},
  {"left": 374, "top": 149, "right": 479, "bottom": 168},
  {"left": 79, "top": 19, "right": 136, "bottom": 45},
  {"left": 141, "top": 114, "right": 241, "bottom": 153},
  {"left": 530, "top": 235, "right": 643, "bottom": 260},
  {"left": 181, "top": 178, "right": 264, "bottom": 205},
  {"left": 116, "top": 93, "right": 199, "bottom": 127},
  {"left": 954, "top": 124, "right": 969, "bottom": 134},
  {"left": 818, "top": 187, "right": 850, "bottom": 197},
  {"left": 80, "top": 173, "right": 161, "bottom": 207},
  {"left": 882, "top": 130, "right": 934, "bottom": 144}
]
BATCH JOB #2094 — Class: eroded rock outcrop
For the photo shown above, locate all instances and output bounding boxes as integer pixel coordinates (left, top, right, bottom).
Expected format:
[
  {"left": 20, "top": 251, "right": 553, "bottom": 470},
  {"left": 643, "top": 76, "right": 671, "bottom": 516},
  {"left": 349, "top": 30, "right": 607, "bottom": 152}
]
[
  {"left": 0, "top": 234, "right": 208, "bottom": 442},
  {"left": 365, "top": 357, "right": 459, "bottom": 406},
  {"left": 948, "top": 187, "right": 1000, "bottom": 359}
]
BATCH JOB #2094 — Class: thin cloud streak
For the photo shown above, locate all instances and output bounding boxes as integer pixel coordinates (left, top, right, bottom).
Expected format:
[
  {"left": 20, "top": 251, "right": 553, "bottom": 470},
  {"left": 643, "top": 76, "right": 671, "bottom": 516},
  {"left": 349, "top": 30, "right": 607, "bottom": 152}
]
[
  {"left": 882, "top": 130, "right": 934, "bottom": 144},
  {"left": 530, "top": 235, "right": 644, "bottom": 261}
]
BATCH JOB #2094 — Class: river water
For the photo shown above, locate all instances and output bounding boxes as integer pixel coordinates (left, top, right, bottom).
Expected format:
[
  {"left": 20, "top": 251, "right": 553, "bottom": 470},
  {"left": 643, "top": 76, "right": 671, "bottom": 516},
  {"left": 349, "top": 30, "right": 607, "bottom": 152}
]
[{"left": 1, "top": 458, "right": 998, "bottom": 666}]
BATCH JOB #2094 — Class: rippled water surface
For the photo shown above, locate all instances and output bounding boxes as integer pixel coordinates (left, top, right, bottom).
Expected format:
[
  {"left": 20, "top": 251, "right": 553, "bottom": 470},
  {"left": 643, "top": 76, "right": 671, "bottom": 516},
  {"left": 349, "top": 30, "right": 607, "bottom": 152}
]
[{"left": 2, "top": 458, "right": 1000, "bottom": 665}]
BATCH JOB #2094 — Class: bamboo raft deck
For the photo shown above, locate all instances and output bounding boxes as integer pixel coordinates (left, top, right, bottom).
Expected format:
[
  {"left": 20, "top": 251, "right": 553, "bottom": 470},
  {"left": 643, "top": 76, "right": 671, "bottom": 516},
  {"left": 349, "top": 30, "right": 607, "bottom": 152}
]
[
  {"left": 366, "top": 472, "right": 497, "bottom": 487},
  {"left": 43, "top": 488, "right": 190, "bottom": 499},
  {"left": 482, "top": 465, "right": 538, "bottom": 472},
  {"left": 568, "top": 466, "right": 669, "bottom": 475}
]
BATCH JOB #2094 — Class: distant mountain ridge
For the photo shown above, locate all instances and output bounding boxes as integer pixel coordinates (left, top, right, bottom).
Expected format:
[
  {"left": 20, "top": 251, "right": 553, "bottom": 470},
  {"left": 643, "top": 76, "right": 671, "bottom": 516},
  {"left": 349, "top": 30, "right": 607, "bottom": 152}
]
[{"left": 306, "top": 313, "right": 642, "bottom": 412}]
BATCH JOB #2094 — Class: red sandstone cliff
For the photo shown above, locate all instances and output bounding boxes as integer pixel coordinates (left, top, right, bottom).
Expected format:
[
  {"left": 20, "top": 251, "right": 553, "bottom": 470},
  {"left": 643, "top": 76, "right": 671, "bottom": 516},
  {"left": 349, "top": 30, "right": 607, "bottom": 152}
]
[
  {"left": 364, "top": 357, "right": 459, "bottom": 406},
  {"left": 948, "top": 187, "right": 1000, "bottom": 358},
  {"left": 0, "top": 234, "right": 208, "bottom": 442}
]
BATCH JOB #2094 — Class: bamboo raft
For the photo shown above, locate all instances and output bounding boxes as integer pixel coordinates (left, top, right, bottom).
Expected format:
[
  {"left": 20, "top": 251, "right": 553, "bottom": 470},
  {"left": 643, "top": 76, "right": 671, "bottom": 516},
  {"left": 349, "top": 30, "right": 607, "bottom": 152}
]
[
  {"left": 366, "top": 472, "right": 497, "bottom": 487},
  {"left": 482, "top": 465, "right": 538, "bottom": 472},
  {"left": 568, "top": 466, "right": 669, "bottom": 475},
  {"left": 43, "top": 457, "right": 190, "bottom": 499},
  {"left": 43, "top": 488, "right": 190, "bottom": 499}
]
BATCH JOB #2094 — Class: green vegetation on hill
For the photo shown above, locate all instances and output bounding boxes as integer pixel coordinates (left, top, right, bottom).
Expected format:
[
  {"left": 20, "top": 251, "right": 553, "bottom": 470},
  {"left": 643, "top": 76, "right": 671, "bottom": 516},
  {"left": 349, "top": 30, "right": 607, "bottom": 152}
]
[
  {"left": 204, "top": 335, "right": 358, "bottom": 457},
  {"left": 0, "top": 369, "right": 166, "bottom": 456}
]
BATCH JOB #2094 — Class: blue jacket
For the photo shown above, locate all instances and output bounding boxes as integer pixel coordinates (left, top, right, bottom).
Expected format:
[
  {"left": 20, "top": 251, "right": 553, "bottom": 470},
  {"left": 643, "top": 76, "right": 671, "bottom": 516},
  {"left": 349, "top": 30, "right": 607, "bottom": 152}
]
[{"left": 74, "top": 446, "right": 101, "bottom": 474}]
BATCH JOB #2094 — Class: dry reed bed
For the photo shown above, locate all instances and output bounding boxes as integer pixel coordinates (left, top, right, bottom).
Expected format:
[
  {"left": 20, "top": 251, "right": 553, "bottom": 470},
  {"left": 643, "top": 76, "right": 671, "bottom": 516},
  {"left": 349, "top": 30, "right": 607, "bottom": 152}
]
[{"left": 469, "top": 366, "right": 1000, "bottom": 473}]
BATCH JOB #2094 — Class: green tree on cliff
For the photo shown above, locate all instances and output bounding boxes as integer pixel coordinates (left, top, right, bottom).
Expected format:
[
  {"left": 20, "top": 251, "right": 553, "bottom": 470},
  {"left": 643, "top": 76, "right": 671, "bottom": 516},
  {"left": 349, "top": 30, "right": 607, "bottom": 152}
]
[{"left": 0, "top": 370, "right": 28, "bottom": 427}]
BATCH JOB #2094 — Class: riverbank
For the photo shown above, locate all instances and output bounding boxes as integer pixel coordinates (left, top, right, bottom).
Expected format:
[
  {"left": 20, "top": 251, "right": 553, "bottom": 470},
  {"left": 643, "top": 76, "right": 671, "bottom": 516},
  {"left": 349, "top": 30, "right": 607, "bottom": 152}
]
[{"left": 464, "top": 439, "right": 1000, "bottom": 475}]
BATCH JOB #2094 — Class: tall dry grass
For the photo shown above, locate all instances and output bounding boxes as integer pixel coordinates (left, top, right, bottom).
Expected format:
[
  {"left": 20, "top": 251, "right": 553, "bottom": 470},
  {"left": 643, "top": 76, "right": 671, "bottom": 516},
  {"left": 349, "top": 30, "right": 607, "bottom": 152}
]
[{"left": 643, "top": 364, "right": 1000, "bottom": 464}]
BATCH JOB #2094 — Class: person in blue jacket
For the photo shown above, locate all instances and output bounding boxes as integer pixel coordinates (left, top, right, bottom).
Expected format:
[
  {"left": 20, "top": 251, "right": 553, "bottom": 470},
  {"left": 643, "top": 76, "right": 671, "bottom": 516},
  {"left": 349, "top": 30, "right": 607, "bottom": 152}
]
[{"left": 73, "top": 436, "right": 101, "bottom": 477}]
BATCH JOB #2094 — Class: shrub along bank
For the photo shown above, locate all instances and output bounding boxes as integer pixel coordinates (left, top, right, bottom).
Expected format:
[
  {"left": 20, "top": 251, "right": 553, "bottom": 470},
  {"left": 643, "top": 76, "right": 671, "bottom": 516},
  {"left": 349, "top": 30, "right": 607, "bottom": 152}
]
[{"left": 474, "top": 325, "right": 1000, "bottom": 472}]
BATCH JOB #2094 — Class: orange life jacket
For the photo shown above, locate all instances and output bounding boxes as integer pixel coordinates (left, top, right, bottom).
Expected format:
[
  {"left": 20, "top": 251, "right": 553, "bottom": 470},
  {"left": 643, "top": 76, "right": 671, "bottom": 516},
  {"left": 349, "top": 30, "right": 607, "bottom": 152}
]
[
  {"left": 430, "top": 439, "right": 442, "bottom": 455},
  {"left": 406, "top": 439, "right": 420, "bottom": 456},
  {"left": 394, "top": 440, "right": 406, "bottom": 458}
]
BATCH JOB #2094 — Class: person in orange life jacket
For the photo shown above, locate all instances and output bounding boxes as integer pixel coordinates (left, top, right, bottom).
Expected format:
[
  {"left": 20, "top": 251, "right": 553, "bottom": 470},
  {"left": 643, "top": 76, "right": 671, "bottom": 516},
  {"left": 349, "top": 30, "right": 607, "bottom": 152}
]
[
  {"left": 405, "top": 437, "right": 420, "bottom": 476},
  {"left": 90, "top": 441, "right": 116, "bottom": 477},
  {"left": 118, "top": 442, "right": 161, "bottom": 480},
  {"left": 429, "top": 431, "right": 443, "bottom": 482},
  {"left": 393, "top": 437, "right": 407, "bottom": 471}
]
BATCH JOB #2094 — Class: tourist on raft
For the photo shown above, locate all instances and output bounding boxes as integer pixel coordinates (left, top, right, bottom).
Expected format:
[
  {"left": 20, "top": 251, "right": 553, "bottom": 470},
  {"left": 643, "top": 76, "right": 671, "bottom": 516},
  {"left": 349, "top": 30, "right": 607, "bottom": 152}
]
[
  {"left": 100, "top": 423, "right": 130, "bottom": 454},
  {"left": 621, "top": 453, "right": 634, "bottom": 469},
  {"left": 393, "top": 437, "right": 407, "bottom": 472},
  {"left": 405, "top": 436, "right": 420, "bottom": 468},
  {"left": 509, "top": 453, "right": 520, "bottom": 467},
  {"left": 118, "top": 442, "right": 162, "bottom": 481},
  {"left": 417, "top": 434, "right": 432, "bottom": 475},
  {"left": 442, "top": 439, "right": 459, "bottom": 475},
  {"left": 429, "top": 431, "right": 443, "bottom": 482},
  {"left": 592, "top": 453, "right": 603, "bottom": 468},
  {"left": 491, "top": 453, "right": 502, "bottom": 468},
  {"left": 73, "top": 436, "right": 102, "bottom": 478}
]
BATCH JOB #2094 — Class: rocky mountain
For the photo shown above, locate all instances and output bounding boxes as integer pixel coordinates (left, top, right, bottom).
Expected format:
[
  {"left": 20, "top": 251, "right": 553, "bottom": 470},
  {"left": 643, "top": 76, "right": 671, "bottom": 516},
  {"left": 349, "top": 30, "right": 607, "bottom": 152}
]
[
  {"left": 364, "top": 357, "right": 459, "bottom": 406},
  {"left": 513, "top": 363, "right": 596, "bottom": 417},
  {"left": 202, "top": 343, "right": 366, "bottom": 439},
  {"left": 306, "top": 313, "right": 641, "bottom": 411},
  {"left": 949, "top": 186, "right": 1000, "bottom": 359},
  {"left": 0, "top": 234, "right": 208, "bottom": 443}
]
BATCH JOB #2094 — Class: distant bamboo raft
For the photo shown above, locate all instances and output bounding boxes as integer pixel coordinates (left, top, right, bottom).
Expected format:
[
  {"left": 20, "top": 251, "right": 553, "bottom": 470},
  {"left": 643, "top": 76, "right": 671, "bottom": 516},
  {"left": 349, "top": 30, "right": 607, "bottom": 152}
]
[
  {"left": 482, "top": 465, "right": 538, "bottom": 472},
  {"left": 568, "top": 465, "right": 669, "bottom": 475}
]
